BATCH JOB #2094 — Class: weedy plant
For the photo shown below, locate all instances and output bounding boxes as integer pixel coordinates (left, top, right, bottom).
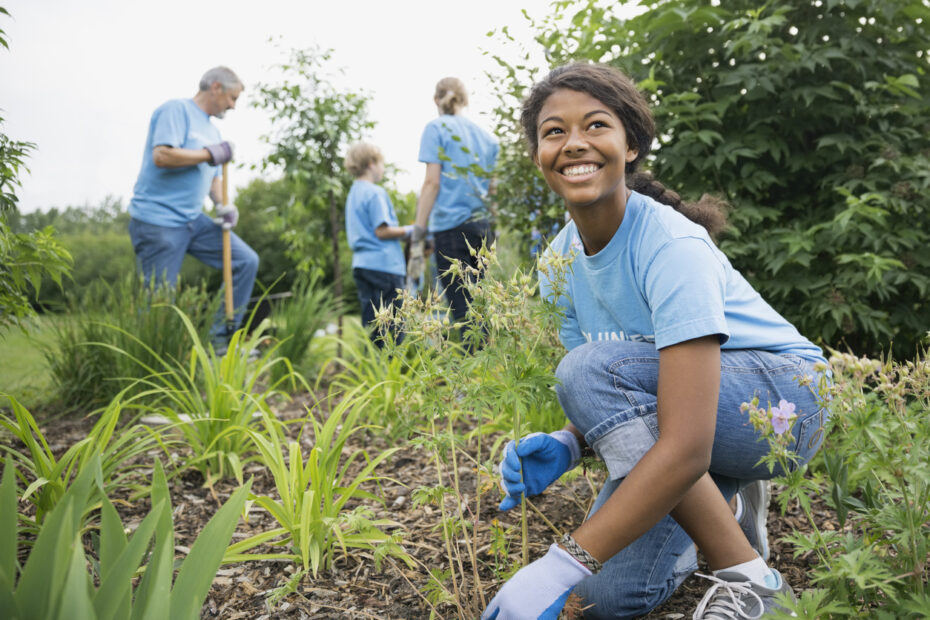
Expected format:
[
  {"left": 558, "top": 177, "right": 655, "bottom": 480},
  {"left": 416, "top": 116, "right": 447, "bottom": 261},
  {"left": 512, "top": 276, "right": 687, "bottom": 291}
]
[
  {"left": 124, "top": 307, "right": 304, "bottom": 483},
  {"left": 317, "top": 320, "right": 422, "bottom": 437},
  {"left": 270, "top": 270, "right": 342, "bottom": 385},
  {"left": 0, "top": 391, "right": 169, "bottom": 529},
  {"left": 744, "top": 343, "right": 930, "bottom": 617},
  {"left": 43, "top": 274, "right": 215, "bottom": 410},
  {"left": 385, "top": 241, "right": 575, "bottom": 618},
  {"left": 224, "top": 387, "right": 411, "bottom": 576},
  {"left": 0, "top": 454, "right": 250, "bottom": 620}
]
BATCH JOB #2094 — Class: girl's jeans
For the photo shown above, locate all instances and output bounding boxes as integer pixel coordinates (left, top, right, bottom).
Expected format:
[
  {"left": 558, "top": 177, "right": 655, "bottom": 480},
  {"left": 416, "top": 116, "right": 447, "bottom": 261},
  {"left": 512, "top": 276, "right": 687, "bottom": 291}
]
[{"left": 556, "top": 341, "right": 828, "bottom": 619}]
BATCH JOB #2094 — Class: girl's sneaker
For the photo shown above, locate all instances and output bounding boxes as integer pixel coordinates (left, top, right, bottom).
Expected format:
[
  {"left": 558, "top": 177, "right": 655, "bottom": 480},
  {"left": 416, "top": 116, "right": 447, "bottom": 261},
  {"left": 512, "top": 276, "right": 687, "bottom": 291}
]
[
  {"left": 738, "top": 480, "right": 770, "bottom": 561},
  {"left": 692, "top": 569, "right": 796, "bottom": 619}
]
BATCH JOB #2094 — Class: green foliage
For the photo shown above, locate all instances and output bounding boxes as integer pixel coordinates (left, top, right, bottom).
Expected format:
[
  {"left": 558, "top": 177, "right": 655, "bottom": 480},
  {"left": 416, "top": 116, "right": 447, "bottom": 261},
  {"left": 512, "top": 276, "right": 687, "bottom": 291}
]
[
  {"left": 226, "top": 389, "right": 411, "bottom": 576},
  {"left": 253, "top": 45, "right": 373, "bottom": 303},
  {"left": 271, "top": 270, "right": 341, "bottom": 385},
  {"left": 0, "top": 392, "right": 167, "bottom": 528},
  {"left": 489, "top": 0, "right": 930, "bottom": 356},
  {"left": 43, "top": 274, "right": 216, "bottom": 410},
  {"left": 129, "top": 309, "right": 301, "bottom": 482},
  {"left": 0, "top": 454, "right": 251, "bottom": 620},
  {"left": 749, "top": 345, "right": 930, "bottom": 616},
  {"left": 0, "top": 8, "right": 72, "bottom": 332}
]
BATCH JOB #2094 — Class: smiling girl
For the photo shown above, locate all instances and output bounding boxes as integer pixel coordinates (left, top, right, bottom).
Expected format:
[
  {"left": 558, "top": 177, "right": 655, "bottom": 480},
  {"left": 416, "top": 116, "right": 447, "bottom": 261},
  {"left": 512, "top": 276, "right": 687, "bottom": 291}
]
[{"left": 484, "top": 63, "right": 829, "bottom": 619}]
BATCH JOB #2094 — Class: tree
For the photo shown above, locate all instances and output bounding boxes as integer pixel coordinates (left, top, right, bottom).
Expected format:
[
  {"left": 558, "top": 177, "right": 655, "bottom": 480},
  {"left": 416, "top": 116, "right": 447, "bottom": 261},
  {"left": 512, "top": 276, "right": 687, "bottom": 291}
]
[
  {"left": 252, "top": 46, "right": 374, "bottom": 315},
  {"left": 490, "top": 0, "right": 930, "bottom": 356},
  {"left": 0, "top": 6, "right": 71, "bottom": 331}
]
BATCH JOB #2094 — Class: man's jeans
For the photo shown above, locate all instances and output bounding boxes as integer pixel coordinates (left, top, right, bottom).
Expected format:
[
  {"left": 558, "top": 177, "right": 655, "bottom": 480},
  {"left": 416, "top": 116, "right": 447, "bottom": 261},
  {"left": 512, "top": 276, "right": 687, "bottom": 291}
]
[
  {"left": 555, "top": 341, "right": 828, "bottom": 619},
  {"left": 128, "top": 214, "right": 259, "bottom": 345}
]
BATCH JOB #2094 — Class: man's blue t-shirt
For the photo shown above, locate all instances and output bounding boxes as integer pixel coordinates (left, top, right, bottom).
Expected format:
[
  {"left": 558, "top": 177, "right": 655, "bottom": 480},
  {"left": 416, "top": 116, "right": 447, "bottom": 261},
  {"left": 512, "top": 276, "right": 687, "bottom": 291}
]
[
  {"left": 129, "top": 99, "right": 221, "bottom": 227},
  {"left": 345, "top": 180, "right": 406, "bottom": 277},
  {"left": 418, "top": 115, "right": 499, "bottom": 233},
  {"left": 539, "top": 191, "right": 826, "bottom": 364}
]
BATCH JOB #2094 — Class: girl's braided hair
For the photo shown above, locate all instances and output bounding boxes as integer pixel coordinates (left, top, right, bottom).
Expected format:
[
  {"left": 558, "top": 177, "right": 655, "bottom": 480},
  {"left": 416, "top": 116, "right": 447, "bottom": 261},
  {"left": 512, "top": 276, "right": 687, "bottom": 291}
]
[{"left": 521, "top": 62, "right": 729, "bottom": 240}]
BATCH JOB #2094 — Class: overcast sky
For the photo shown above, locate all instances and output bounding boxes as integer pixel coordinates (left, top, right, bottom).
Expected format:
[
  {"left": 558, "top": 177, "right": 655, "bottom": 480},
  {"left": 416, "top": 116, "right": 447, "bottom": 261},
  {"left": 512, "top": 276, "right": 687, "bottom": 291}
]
[{"left": 1, "top": 0, "right": 559, "bottom": 212}]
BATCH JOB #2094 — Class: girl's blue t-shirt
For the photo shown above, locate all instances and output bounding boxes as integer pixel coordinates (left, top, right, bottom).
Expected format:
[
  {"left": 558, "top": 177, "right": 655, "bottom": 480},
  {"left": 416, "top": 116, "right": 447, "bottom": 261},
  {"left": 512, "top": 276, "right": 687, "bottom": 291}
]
[
  {"left": 418, "top": 114, "right": 499, "bottom": 233},
  {"left": 345, "top": 180, "right": 406, "bottom": 277},
  {"left": 129, "top": 98, "right": 221, "bottom": 226},
  {"left": 539, "top": 191, "right": 826, "bottom": 364}
]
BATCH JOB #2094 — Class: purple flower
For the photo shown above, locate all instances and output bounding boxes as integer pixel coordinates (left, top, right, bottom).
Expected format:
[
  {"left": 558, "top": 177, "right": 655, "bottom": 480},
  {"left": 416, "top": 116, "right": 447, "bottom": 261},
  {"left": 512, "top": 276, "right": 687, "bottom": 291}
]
[{"left": 771, "top": 399, "right": 796, "bottom": 435}]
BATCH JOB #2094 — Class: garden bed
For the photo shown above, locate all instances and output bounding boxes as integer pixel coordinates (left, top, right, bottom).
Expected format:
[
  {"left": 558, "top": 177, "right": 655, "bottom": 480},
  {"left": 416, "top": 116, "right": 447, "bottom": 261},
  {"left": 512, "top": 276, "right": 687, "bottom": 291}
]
[{"left": 40, "top": 395, "right": 833, "bottom": 620}]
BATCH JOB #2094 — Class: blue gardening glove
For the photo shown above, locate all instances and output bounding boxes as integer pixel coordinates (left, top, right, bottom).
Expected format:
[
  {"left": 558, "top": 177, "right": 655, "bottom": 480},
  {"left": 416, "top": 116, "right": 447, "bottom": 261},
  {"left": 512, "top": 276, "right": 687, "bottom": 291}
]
[
  {"left": 205, "top": 140, "right": 234, "bottom": 165},
  {"left": 212, "top": 204, "right": 239, "bottom": 229},
  {"left": 498, "top": 430, "right": 581, "bottom": 511},
  {"left": 482, "top": 543, "right": 591, "bottom": 620}
]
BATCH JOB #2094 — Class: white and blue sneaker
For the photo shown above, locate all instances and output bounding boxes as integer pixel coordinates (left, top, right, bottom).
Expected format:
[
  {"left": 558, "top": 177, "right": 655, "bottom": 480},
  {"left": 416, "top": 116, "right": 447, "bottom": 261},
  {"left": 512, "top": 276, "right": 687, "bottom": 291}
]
[
  {"left": 693, "top": 569, "right": 797, "bottom": 619},
  {"left": 737, "top": 480, "right": 771, "bottom": 562}
]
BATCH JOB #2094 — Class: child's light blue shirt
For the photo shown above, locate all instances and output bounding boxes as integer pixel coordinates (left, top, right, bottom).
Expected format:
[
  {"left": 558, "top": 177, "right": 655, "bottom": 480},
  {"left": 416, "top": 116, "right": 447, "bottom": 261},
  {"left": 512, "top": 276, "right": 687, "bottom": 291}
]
[
  {"left": 418, "top": 114, "right": 498, "bottom": 233},
  {"left": 129, "top": 99, "right": 221, "bottom": 227},
  {"left": 345, "top": 180, "right": 406, "bottom": 277},
  {"left": 540, "top": 191, "right": 826, "bottom": 364}
]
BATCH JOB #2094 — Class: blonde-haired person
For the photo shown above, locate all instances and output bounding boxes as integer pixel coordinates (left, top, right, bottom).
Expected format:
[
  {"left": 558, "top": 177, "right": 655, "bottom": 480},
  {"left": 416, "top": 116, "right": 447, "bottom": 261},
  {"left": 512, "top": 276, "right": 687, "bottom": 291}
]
[
  {"left": 408, "top": 77, "right": 499, "bottom": 333},
  {"left": 344, "top": 143, "right": 412, "bottom": 347}
]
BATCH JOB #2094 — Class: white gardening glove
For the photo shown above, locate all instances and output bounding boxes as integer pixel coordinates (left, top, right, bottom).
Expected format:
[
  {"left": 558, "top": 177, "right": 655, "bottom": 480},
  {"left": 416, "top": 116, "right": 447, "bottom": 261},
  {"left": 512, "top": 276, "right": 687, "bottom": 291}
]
[
  {"left": 213, "top": 204, "right": 239, "bottom": 229},
  {"left": 406, "top": 239, "right": 425, "bottom": 283},
  {"left": 481, "top": 543, "right": 591, "bottom": 620}
]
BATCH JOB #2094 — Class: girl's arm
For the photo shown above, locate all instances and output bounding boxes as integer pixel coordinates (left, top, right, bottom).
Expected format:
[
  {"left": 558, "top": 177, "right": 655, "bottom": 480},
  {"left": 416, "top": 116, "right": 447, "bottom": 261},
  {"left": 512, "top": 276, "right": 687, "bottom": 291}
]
[
  {"left": 414, "top": 163, "right": 441, "bottom": 229},
  {"left": 568, "top": 335, "right": 732, "bottom": 562}
]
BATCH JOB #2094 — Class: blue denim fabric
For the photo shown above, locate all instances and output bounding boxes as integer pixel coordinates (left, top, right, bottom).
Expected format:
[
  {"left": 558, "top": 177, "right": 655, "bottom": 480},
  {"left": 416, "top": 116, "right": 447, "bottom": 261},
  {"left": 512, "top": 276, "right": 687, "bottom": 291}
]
[
  {"left": 128, "top": 214, "right": 259, "bottom": 345},
  {"left": 433, "top": 218, "right": 493, "bottom": 322},
  {"left": 555, "top": 341, "right": 828, "bottom": 619},
  {"left": 352, "top": 267, "right": 405, "bottom": 348}
]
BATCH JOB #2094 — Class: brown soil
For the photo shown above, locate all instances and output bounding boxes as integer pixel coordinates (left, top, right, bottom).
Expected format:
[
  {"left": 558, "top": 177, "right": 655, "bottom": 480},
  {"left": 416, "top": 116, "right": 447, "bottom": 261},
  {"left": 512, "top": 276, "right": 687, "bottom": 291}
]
[{"left": 27, "top": 396, "right": 834, "bottom": 620}]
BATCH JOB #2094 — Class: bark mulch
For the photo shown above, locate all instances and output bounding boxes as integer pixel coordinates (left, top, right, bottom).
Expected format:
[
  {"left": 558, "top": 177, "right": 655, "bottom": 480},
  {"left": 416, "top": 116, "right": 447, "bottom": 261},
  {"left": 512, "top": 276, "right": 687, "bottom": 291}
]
[{"left": 29, "top": 396, "right": 835, "bottom": 620}]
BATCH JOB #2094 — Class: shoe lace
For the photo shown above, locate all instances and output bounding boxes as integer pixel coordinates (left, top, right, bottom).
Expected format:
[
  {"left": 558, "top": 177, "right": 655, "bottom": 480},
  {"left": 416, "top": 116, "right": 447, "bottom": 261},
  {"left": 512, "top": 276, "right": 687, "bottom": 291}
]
[{"left": 692, "top": 573, "right": 764, "bottom": 620}]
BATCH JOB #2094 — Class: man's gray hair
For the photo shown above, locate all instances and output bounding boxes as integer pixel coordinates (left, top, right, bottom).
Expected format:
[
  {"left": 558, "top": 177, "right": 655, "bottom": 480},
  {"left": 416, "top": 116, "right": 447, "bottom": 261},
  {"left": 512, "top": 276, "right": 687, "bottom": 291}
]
[{"left": 199, "top": 66, "right": 243, "bottom": 92}]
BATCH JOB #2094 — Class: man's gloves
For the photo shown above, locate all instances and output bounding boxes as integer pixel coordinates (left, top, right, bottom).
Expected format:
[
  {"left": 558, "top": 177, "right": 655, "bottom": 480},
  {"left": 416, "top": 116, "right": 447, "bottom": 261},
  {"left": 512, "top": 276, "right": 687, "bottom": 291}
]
[
  {"left": 481, "top": 543, "right": 591, "bottom": 619},
  {"left": 205, "top": 141, "right": 234, "bottom": 166},
  {"left": 213, "top": 204, "right": 239, "bottom": 229},
  {"left": 498, "top": 430, "right": 581, "bottom": 511}
]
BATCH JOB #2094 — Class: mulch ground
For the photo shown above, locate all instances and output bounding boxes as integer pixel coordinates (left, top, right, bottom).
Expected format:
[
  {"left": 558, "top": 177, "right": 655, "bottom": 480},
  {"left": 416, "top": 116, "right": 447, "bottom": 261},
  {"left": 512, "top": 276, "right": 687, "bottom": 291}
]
[{"left": 26, "top": 393, "right": 835, "bottom": 619}]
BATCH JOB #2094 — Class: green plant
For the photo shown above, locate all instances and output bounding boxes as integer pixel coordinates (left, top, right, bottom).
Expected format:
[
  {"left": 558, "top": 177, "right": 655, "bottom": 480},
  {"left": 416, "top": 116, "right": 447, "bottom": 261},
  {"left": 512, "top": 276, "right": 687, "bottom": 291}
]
[
  {"left": 0, "top": 453, "right": 251, "bottom": 620},
  {"left": 0, "top": 391, "right": 168, "bottom": 527},
  {"left": 317, "top": 320, "right": 421, "bottom": 436},
  {"left": 496, "top": 0, "right": 930, "bottom": 357},
  {"left": 128, "top": 308, "right": 302, "bottom": 482},
  {"left": 271, "top": 269, "right": 341, "bottom": 384},
  {"left": 225, "top": 387, "right": 411, "bottom": 576},
  {"left": 744, "top": 344, "right": 930, "bottom": 617},
  {"left": 44, "top": 274, "right": 216, "bottom": 410}
]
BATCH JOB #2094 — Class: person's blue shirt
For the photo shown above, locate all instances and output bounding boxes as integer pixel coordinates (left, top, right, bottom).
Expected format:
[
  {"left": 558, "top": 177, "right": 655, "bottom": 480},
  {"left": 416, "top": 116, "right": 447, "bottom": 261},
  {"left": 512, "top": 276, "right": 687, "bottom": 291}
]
[
  {"left": 129, "top": 98, "right": 221, "bottom": 227},
  {"left": 418, "top": 114, "right": 499, "bottom": 233},
  {"left": 539, "top": 191, "right": 826, "bottom": 364},
  {"left": 345, "top": 180, "right": 406, "bottom": 277}
]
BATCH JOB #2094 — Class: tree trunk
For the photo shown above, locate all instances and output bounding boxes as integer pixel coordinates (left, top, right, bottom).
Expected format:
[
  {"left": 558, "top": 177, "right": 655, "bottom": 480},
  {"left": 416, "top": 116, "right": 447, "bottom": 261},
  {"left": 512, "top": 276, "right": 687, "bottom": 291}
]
[{"left": 328, "top": 189, "right": 343, "bottom": 357}]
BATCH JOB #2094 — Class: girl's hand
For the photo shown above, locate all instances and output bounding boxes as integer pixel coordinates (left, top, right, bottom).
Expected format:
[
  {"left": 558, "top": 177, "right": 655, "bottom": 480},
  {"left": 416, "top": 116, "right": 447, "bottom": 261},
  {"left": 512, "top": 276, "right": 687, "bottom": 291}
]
[
  {"left": 482, "top": 544, "right": 591, "bottom": 620},
  {"left": 498, "top": 430, "right": 581, "bottom": 511}
]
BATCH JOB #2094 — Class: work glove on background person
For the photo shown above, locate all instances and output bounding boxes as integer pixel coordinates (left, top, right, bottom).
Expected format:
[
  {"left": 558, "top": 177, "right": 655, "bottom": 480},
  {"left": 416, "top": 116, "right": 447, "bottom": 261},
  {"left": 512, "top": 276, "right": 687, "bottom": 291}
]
[
  {"left": 498, "top": 430, "right": 581, "bottom": 511},
  {"left": 481, "top": 543, "right": 591, "bottom": 620},
  {"left": 205, "top": 140, "right": 234, "bottom": 165},
  {"left": 407, "top": 239, "right": 425, "bottom": 284},
  {"left": 213, "top": 204, "right": 239, "bottom": 229},
  {"left": 410, "top": 224, "right": 427, "bottom": 243}
]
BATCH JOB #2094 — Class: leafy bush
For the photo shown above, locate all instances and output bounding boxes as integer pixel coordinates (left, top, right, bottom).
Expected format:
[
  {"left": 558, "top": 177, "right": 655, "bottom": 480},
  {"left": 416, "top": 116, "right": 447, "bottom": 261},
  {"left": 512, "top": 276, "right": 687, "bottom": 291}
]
[
  {"left": 489, "top": 0, "right": 930, "bottom": 357},
  {"left": 745, "top": 343, "right": 930, "bottom": 617}
]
